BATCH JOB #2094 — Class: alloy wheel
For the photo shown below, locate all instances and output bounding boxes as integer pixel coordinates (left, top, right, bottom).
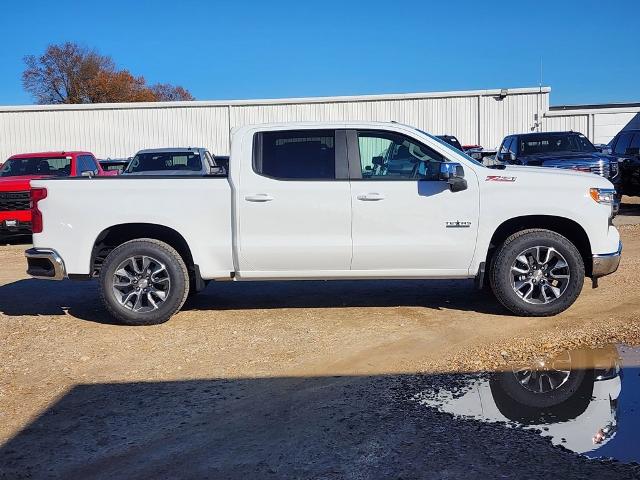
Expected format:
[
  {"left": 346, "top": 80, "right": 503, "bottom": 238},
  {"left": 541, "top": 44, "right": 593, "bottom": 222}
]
[
  {"left": 510, "top": 246, "right": 570, "bottom": 305},
  {"left": 112, "top": 255, "right": 171, "bottom": 312}
]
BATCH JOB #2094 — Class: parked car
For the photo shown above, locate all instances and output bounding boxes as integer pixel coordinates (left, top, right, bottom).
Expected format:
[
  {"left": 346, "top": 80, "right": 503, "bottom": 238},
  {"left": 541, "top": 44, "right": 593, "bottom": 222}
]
[
  {"left": 123, "top": 148, "right": 219, "bottom": 176},
  {"left": 436, "top": 135, "right": 464, "bottom": 151},
  {"left": 496, "top": 131, "right": 621, "bottom": 201},
  {"left": 99, "top": 158, "right": 131, "bottom": 175},
  {"left": 437, "top": 136, "right": 497, "bottom": 162},
  {"left": 26, "top": 122, "right": 621, "bottom": 325},
  {"left": 0, "top": 151, "right": 106, "bottom": 238},
  {"left": 605, "top": 129, "right": 640, "bottom": 196}
]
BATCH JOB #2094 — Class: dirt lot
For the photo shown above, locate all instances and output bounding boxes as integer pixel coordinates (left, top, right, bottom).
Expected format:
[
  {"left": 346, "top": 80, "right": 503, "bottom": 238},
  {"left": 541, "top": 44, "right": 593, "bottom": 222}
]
[{"left": 1, "top": 201, "right": 640, "bottom": 478}]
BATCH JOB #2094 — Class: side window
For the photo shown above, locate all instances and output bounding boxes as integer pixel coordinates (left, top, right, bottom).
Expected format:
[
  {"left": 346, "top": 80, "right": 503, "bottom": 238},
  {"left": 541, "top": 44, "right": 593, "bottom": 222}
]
[
  {"left": 613, "top": 132, "right": 633, "bottom": 155},
  {"left": 254, "top": 130, "right": 336, "bottom": 180},
  {"left": 630, "top": 133, "right": 640, "bottom": 149},
  {"left": 500, "top": 137, "right": 513, "bottom": 154},
  {"left": 357, "top": 131, "right": 445, "bottom": 180},
  {"left": 77, "top": 155, "right": 98, "bottom": 175}
]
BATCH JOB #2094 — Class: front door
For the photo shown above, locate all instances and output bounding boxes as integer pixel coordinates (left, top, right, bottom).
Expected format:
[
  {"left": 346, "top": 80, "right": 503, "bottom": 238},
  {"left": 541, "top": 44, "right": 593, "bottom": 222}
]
[
  {"left": 349, "top": 129, "right": 479, "bottom": 277},
  {"left": 236, "top": 129, "right": 352, "bottom": 278}
]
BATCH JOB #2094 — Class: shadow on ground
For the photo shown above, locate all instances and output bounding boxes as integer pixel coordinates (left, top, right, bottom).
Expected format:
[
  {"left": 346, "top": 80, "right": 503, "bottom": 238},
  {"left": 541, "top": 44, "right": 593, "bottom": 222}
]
[
  {"left": 619, "top": 201, "right": 640, "bottom": 217},
  {"left": 1, "top": 372, "right": 638, "bottom": 479},
  {"left": 0, "top": 278, "right": 509, "bottom": 324}
]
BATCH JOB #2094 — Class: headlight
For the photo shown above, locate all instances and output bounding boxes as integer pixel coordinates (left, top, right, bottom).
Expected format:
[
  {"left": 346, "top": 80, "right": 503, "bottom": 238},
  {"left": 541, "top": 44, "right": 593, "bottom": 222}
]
[{"left": 590, "top": 188, "right": 616, "bottom": 204}]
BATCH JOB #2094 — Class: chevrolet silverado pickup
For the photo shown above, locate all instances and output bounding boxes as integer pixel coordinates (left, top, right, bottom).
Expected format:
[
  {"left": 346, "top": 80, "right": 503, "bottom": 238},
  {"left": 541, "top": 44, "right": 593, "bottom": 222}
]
[
  {"left": 0, "top": 151, "right": 107, "bottom": 238},
  {"left": 25, "top": 122, "right": 622, "bottom": 325}
]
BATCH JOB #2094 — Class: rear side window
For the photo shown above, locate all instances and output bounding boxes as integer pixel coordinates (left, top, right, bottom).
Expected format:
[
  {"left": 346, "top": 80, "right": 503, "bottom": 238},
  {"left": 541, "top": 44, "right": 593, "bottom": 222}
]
[{"left": 254, "top": 130, "right": 336, "bottom": 180}]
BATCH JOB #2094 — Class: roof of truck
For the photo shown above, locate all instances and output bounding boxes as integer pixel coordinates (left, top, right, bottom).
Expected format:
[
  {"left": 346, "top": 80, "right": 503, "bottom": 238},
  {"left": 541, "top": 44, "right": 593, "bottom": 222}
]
[
  {"left": 135, "top": 148, "right": 206, "bottom": 154},
  {"left": 8, "top": 151, "right": 92, "bottom": 159}
]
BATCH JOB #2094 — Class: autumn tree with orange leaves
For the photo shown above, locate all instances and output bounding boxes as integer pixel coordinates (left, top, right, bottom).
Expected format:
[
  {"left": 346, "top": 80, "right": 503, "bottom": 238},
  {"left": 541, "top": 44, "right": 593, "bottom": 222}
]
[{"left": 22, "top": 42, "right": 194, "bottom": 104}]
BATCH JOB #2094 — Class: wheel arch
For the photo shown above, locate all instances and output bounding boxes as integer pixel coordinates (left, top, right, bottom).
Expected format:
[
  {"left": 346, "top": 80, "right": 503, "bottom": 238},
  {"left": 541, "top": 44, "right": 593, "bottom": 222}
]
[
  {"left": 90, "top": 223, "right": 195, "bottom": 277},
  {"left": 487, "top": 215, "right": 593, "bottom": 276}
]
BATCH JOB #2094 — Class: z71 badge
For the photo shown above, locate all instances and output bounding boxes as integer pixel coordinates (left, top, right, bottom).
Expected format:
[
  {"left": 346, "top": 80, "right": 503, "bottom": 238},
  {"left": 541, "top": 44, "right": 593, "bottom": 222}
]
[
  {"left": 446, "top": 221, "right": 472, "bottom": 228},
  {"left": 486, "top": 175, "right": 516, "bottom": 182}
]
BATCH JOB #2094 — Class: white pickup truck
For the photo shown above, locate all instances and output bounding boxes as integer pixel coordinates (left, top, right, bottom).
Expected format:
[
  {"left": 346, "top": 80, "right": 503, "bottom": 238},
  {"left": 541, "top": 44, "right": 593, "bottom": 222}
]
[{"left": 26, "top": 122, "right": 622, "bottom": 325}]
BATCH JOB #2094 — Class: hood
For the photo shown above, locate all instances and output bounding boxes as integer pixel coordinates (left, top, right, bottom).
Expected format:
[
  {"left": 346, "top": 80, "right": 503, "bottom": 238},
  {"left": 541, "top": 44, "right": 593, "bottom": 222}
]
[
  {"left": 498, "top": 164, "right": 613, "bottom": 187},
  {"left": 520, "top": 151, "right": 615, "bottom": 166},
  {"left": 0, "top": 175, "right": 52, "bottom": 191}
]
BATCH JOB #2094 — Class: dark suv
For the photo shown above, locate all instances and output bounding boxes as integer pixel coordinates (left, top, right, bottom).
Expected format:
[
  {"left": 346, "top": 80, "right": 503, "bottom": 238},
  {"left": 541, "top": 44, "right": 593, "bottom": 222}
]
[
  {"left": 606, "top": 129, "right": 640, "bottom": 196},
  {"left": 496, "top": 131, "right": 621, "bottom": 192}
]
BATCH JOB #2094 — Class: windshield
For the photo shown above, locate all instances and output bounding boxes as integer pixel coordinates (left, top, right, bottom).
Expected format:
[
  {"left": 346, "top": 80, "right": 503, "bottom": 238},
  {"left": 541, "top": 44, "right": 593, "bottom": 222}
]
[
  {"left": 0, "top": 157, "right": 72, "bottom": 177},
  {"left": 125, "top": 152, "right": 202, "bottom": 173},
  {"left": 519, "top": 134, "right": 597, "bottom": 155},
  {"left": 417, "top": 129, "right": 483, "bottom": 166}
]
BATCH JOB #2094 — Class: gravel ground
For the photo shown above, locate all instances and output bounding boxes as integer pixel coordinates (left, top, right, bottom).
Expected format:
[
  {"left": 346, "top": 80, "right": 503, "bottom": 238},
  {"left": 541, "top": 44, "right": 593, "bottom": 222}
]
[{"left": 1, "top": 208, "right": 639, "bottom": 478}]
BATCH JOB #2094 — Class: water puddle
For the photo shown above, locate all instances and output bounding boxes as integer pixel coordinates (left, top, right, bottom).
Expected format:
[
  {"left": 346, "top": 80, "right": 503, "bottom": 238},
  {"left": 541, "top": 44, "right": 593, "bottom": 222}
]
[{"left": 414, "top": 345, "right": 640, "bottom": 463}]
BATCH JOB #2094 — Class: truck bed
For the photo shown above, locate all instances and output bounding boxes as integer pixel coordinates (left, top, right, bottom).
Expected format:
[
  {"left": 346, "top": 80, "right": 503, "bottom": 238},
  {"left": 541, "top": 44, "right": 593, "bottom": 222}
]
[{"left": 30, "top": 176, "right": 234, "bottom": 278}]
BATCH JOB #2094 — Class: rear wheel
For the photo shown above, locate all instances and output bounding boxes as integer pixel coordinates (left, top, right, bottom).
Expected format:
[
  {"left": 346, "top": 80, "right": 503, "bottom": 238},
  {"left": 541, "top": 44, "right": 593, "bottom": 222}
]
[
  {"left": 99, "top": 239, "right": 189, "bottom": 325},
  {"left": 490, "top": 229, "right": 585, "bottom": 316}
]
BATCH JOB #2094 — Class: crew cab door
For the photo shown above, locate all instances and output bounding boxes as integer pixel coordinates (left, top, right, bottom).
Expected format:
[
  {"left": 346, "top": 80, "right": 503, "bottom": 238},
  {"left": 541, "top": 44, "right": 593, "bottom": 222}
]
[
  {"left": 348, "top": 129, "right": 479, "bottom": 276},
  {"left": 235, "top": 129, "right": 352, "bottom": 278}
]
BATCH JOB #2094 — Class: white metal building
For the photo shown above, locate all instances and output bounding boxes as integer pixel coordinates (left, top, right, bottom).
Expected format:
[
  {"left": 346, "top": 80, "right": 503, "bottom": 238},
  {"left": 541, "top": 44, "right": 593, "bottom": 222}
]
[
  {"left": 0, "top": 86, "right": 637, "bottom": 160},
  {"left": 0, "top": 87, "right": 549, "bottom": 160},
  {"left": 544, "top": 103, "right": 640, "bottom": 145}
]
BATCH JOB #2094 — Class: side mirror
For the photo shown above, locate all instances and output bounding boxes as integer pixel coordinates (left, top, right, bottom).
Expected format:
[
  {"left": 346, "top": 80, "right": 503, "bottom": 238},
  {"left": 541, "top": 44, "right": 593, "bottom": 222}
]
[
  {"left": 209, "top": 165, "right": 227, "bottom": 176},
  {"left": 439, "top": 162, "right": 467, "bottom": 192},
  {"left": 625, "top": 147, "right": 640, "bottom": 156},
  {"left": 80, "top": 170, "right": 94, "bottom": 178},
  {"left": 502, "top": 152, "right": 515, "bottom": 163}
]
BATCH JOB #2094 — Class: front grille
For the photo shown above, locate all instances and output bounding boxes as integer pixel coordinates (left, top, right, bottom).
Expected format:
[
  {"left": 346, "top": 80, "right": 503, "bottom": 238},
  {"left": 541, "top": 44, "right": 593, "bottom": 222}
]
[
  {"left": 590, "top": 162, "right": 610, "bottom": 178},
  {"left": 0, "top": 191, "right": 30, "bottom": 211}
]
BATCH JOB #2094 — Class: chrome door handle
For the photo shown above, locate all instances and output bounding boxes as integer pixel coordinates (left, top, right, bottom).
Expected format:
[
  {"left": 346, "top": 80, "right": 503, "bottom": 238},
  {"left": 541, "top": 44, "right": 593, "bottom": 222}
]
[
  {"left": 357, "top": 193, "right": 385, "bottom": 201},
  {"left": 245, "top": 194, "right": 274, "bottom": 202}
]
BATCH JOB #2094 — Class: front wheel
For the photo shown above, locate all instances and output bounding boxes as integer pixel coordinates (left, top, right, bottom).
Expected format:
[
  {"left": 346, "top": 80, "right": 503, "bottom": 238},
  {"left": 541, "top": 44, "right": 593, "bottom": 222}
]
[
  {"left": 99, "top": 239, "right": 189, "bottom": 325},
  {"left": 490, "top": 229, "right": 585, "bottom": 316}
]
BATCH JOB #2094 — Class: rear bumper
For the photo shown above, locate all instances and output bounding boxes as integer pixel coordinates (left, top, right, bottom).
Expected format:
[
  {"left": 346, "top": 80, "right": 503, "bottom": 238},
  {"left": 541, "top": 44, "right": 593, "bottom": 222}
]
[
  {"left": 592, "top": 241, "right": 622, "bottom": 278},
  {"left": 25, "top": 248, "right": 66, "bottom": 280}
]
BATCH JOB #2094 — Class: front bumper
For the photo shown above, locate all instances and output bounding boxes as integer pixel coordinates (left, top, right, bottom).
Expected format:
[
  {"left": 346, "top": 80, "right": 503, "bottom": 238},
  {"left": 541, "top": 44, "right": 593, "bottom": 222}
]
[
  {"left": 25, "top": 248, "right": 66, "bottom": 280},
  {"left": 592, "top": 241, "right": 622, "bottom": 278}
]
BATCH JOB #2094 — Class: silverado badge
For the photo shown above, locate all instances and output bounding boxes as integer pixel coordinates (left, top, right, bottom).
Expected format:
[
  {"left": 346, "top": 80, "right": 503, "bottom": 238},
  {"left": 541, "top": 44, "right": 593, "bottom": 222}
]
[{"left": 446, "top": 221, "right": 472, "bottom": 228}]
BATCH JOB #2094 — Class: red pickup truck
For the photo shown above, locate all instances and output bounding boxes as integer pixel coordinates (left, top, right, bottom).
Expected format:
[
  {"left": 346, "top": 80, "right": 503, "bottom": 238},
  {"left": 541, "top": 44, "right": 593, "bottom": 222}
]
[{"left": 0, "top": 151, "right": 109, "bottom": 238}]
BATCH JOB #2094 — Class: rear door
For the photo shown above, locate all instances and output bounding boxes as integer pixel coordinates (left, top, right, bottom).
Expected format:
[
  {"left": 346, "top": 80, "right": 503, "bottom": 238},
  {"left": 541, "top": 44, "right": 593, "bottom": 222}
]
[
  {"left": 236, "top": 129, "right": 352, "bottom": 277},
  {"left": 348, "top": 129, "right": 479, "bottom": 276}
]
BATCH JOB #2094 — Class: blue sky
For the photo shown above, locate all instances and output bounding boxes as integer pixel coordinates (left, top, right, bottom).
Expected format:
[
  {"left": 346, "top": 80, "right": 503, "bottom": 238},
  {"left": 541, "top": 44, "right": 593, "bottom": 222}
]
[{"left": 1, "top": 0, "right": 638, "bottom": 106}]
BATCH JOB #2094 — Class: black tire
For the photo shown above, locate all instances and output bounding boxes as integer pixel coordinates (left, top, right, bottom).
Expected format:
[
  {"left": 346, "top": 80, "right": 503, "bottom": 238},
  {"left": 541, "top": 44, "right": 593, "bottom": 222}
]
[
  {"left": 490, "top": 370, "right": 594, "bottom": 424},
  {"left": 490, "top": 229, "right": 585, "bottom": 316},
  {"left": 492, "top": 350, "right": 589, "bottom": 410},
  {"left": 99, "top": 238, "right": 189, "bottom": 325}
]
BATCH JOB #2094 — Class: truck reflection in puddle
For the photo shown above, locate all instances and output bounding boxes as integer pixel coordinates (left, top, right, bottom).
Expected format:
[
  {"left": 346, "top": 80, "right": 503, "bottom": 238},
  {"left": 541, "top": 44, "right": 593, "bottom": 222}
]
[{"left": 415, "top": 345, "right": 640, "bottom": 463}]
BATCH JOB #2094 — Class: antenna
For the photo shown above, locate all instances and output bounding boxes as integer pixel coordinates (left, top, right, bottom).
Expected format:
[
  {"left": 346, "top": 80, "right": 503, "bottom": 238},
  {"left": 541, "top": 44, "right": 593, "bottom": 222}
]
[{"left": 539, "top": 56, "right": 543, "bottom": 91}]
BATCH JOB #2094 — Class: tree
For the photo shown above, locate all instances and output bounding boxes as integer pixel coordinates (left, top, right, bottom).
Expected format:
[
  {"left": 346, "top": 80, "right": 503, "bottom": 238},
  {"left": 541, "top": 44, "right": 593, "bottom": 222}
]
[
  {"left": 150, "top": 83, "right": 195, "bottom": 102},
  {"left": 22, "top": 42, "right": 194, "bottom": 104}
]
